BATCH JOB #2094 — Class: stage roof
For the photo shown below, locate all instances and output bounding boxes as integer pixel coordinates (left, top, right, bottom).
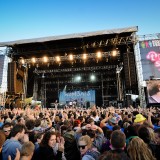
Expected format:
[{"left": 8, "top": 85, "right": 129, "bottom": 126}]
[{"left": 0, "top": 26, "right": 138, "bottom": 46}]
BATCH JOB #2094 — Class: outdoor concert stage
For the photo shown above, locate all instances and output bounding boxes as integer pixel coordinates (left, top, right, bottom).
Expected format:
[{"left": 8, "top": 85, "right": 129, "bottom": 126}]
[{"left": 0, "top": 26, "right": 139, "bottom": 108}]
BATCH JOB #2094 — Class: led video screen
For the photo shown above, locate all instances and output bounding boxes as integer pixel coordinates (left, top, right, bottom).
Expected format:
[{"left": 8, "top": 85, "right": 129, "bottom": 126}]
[
  {"left": 139, "top": 39, "right": 160, "bottom": 80},
  {"left": 146, "top": 80, "right": 160, "bottom": 104}
]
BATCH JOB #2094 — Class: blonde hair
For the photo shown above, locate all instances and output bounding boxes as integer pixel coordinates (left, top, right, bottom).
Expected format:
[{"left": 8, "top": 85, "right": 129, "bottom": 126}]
[
  {"left": 127, "top": 137, "right": 156, "bottom": 160},
  {"left": 79, "top": 135, "right": 92, "bottom": 148},
  {"left": 41, "top": 119, "right": 48, "bottom": 128},
  {"left": 147, "top": 127, "right": 156, "bottom": 143},
  {"left": 21, "top": 141, "right": 35, "bottom": 157}
]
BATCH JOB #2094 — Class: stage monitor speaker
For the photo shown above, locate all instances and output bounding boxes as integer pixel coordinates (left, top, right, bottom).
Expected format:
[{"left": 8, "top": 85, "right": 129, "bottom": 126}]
[
  {"left": 129, "top": 53, "right": 137, "bottom": 86},
  {"left": 7, "top": 62, "right": 17, "bottom": 93},
  {"left": 123, "top": 52, "right": 137, "bottom": 89}
]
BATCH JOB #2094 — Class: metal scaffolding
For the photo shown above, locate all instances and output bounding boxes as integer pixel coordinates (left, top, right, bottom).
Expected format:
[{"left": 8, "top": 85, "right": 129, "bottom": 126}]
[
  {"left": 0, "top": 52, "right": 10, "bottom": 106},
  {"left": 134, "top": 33, "right": 160, "bottom": 107},
  {"left": 134, "top": 40, "right": 146, "bottom": 107}
]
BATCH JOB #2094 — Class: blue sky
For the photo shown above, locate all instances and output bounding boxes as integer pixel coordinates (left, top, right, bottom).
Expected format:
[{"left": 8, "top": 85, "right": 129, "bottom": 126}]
[{"left": 0, "top": 0, "right": 160, "bottom": 42}]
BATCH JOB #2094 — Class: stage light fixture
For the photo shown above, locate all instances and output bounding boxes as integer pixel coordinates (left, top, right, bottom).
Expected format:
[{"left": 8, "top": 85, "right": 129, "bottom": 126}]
[
  {"left": 31, "top": 57, "right": 36, "bottom": 63},
  {"left": 112, "top": 49, "right": 118, "bottom": 57},
  {"left": 90, "top": 75, "right": 96, "bottom": 81},
  {"left": 56, "top": 56, "right": 60, "bottom": 62},
  {"left": 21, "top": 59, "right": 25, "bottom": 64},
  {"left": 42, "top": 73, "right": 45, "bottom": 78},
  {"left": 43, "top": 56, "right": 48, "bottom": 62},
  {"left": 75, "top": 75, "right": 81, "bottom": 82},
  {"left": 69, "top": 54, "right": 73, "bottom": 61},
  {"left": 77, "top": 76, "right": 81, "bottom": 81},
  {"left": 82, "top": 53, "right": 87, "bottom": 60},
  {"left": 19, "top": 51, "right": 112, "bottom": 66},
  {"left": 96, "top": 51, "right": 102, "bottom": 58}
]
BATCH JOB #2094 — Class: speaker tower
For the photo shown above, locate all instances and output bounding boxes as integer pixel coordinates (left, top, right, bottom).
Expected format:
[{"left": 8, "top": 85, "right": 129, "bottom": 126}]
[{"left": 7, "top": 62, "right": 17, "bottom": 93}]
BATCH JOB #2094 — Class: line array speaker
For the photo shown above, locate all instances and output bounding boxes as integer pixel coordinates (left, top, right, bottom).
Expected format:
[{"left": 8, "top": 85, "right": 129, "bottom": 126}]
[
  {"left": 7, "top": 62, "right": 17, "bottom": 93},
  {"left": 123, "top": 52, "right": 137, "bottom": 90}
]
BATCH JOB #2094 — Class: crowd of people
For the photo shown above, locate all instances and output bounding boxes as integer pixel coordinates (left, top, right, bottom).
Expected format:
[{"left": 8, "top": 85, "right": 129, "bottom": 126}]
[{"left": 0, "top": 104, "right": 160, "bottom": 160}]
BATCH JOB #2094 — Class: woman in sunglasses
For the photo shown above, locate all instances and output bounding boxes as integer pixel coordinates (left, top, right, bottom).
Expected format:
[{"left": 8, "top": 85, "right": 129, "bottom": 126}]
[
  {"left": 78, "top": 135, "right": 100, "bottom": 160},
  {"left": 2, "top": 122, "right": 12, "bottom": 139}
]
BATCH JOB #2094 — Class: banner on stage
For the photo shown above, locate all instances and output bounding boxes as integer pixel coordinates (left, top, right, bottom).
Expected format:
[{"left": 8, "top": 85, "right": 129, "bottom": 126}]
[{"left": 59, "top": 90, "right": 95, "bottom": 106}]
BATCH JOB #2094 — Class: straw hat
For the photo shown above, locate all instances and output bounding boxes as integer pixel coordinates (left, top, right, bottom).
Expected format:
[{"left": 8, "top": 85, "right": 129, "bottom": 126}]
[{"left": 134, "top": 114, "right": 146, "bottom": 123}]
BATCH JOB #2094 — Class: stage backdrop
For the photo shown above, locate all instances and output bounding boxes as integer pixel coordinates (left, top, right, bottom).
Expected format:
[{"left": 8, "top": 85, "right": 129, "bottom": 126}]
[
  {"left": 139, "top": 39, "right": 160, "bottom": 80},
  {"left": 59, "top": 90, "right": 95, "bottom": 107}
]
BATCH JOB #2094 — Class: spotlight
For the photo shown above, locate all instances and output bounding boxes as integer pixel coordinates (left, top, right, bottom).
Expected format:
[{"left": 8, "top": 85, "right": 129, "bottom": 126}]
[
  {"left": 90, "top": 75, "right": 96, "bottom": 81},
  {"left": 96, "top": 51, "right": 102, "bottom": 58},
  {"left": 82, "top": 53, "right": 87, "bottom": 60},
  {"left": 69, "top": 54, "right": 73, "bottom": 61},
  {"left": 75, "top": 76, "right": 81, "bottom": 82},
  {"left": 42, "top": 73, "right": 45, "bottom": 78},
  {"left": 56, "top": 56, "right": 60, "bottom": 62},
  {"left": 31, "top": 57, "right": 36, "bottom": 63},
  {"left": 77, "top": 76, "right": 81, "bottom": 81},
  {"left": 43, "top": 56, "right": 48, "bottom": 62},
  {"left": 112, "top": 49, "right": 118, "bottom": 57},
  {"left": 21, "top": 59, "right": 25, "bottom": 64}
]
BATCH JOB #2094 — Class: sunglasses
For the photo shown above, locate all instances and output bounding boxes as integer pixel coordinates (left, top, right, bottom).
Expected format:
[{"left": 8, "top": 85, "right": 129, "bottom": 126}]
[
  {"left": 78, "top": 145, "right": 87, "bottom": 149},
  {"left": 3, "top": 130, "right": 11, "bottom": 132}
]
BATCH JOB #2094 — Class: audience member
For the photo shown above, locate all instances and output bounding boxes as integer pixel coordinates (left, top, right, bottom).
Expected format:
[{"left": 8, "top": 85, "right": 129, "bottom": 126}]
[
  {"left": 2, "top": 122, "right": 12, "bottom": 139},
  {"left": 2, "top": 124, "right": 27, "bottom": 160},
  {"left": 0, "top": 130, "right": 6, "bottom": 160},
  {"left": 78, "top": 135, "right": 100, "bottom": 160},
  {"left": 20, "top": 141, "right": 35, "bottom": 160},
  {"left": 108, "top": 130, "right": 130, "bottom": 160},
  {"left": 32, "top": 131, "right": 63, "bottom": 160},
  {"left": 127, "top": 137, "right": 156, "bottom": 160}
]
